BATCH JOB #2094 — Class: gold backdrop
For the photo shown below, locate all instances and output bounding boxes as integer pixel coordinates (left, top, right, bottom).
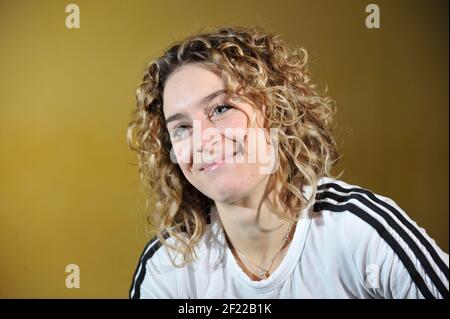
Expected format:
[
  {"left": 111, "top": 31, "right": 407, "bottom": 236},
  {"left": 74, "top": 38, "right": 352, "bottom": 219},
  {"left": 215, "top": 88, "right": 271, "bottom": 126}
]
[{"left": 0, "top": 0, "right": 448, "bottom": 298}]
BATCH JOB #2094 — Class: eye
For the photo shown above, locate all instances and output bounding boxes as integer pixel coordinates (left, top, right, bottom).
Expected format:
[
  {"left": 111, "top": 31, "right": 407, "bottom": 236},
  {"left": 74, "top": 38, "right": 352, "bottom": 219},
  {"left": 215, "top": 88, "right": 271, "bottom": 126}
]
[
  {"left": 211, "top": 104, "right": 233, "bottom": 117},
  {"left": 170, "top": 125, "right": 191, "bottom": 140}
]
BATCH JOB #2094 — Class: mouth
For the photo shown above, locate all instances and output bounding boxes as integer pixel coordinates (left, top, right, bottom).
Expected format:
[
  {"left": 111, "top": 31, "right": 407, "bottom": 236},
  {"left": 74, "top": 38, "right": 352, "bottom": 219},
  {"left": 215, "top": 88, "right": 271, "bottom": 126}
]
[{"left": 199, "top": 151, "right": 238, "bottom": 173}]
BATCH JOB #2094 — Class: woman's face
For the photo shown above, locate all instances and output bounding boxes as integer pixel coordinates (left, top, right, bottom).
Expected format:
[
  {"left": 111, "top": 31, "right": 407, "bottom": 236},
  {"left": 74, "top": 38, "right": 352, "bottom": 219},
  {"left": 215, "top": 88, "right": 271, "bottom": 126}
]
[{"left": 162, "top": 62, "right": 277, "bottom": 205}]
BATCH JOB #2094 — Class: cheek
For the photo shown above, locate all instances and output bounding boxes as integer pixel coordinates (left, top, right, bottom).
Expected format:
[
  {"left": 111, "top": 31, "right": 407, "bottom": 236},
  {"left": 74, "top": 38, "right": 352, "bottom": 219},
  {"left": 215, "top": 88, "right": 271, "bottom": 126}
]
[
  {"left": 219, "top": 114, "right": 252, "bottom": 152},
  {"left": 172, "top": 140, "right": 192, "bottom": 167},
  {"left": 227, "top": 114, "right": 248, "bottom": 129},
  {"left": 216, "top": 110, "right": 250, "bottom": 134}
]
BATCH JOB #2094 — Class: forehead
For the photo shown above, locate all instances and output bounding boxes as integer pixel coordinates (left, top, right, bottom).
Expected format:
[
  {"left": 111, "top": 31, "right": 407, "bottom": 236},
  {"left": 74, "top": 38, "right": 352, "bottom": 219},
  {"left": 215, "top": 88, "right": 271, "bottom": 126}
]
[{"left": 162, "top": 63, "right": 224, "bottom": 116}]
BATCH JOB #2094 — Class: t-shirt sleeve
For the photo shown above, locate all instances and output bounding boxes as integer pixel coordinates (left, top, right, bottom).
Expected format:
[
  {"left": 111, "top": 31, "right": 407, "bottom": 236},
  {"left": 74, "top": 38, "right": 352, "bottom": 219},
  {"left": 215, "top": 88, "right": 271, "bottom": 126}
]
[
  {"left": 343, "top": 194, "right": 449, "bottom": 299},
  {"left": 129, "top": 237, "right": 179, "bottom": 299}
]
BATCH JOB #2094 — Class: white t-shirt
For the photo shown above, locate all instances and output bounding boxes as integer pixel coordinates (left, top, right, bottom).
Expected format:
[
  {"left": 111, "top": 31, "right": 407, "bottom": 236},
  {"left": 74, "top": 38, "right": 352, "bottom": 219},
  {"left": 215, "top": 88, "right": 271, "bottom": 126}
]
[{"left": 129, "top": 176, "right": 449, "bottom": 299}]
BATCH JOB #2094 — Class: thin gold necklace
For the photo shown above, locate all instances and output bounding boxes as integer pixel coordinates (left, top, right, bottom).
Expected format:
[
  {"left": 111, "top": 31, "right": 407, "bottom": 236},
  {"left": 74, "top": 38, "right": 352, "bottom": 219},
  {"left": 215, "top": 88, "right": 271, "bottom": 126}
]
[{"left": 226, "top": 219, "right": 296, "bottom": 279}]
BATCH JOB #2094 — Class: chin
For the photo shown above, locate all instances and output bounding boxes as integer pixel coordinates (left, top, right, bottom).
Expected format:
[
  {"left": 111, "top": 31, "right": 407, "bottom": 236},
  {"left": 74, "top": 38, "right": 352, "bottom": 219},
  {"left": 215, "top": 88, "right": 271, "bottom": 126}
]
[
  {"left": 206, "top": 184, "right": 246, "bottom": 204},
  {"left": 211, "top": 195, "right": 243, "bottom": 205}
]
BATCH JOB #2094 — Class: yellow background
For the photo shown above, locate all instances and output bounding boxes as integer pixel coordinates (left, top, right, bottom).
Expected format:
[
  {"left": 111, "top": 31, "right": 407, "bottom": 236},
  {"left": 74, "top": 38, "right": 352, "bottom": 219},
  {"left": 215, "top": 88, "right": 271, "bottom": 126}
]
[{"left": 0, "top": 0, "right": 448, "bottom": 298}]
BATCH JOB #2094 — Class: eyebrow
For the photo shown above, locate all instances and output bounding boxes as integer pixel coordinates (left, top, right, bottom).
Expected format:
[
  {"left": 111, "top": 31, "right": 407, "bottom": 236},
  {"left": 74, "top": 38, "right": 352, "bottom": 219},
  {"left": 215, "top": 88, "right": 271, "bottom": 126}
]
[{"left": 165, "top": 89, "right": 227, "bottom": 126}]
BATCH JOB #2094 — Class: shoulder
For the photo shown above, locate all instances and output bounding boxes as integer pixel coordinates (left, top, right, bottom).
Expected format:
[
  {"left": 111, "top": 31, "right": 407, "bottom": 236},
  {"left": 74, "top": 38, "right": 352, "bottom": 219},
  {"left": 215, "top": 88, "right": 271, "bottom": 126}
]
[
  {"left": 313, "top": 176, "right": 406, "bottom": 237},
  {"left": 129, "top": 221, "right": 216, "bottom": 299},
  {"left": 313, "top": 176, "right": 432, "bottom": 243},
  {"left": 129, "top": 232, "right": 181, "bottom": 299},
  {"left": 313, "top": 176, "right": 449, "bottom": 299}
]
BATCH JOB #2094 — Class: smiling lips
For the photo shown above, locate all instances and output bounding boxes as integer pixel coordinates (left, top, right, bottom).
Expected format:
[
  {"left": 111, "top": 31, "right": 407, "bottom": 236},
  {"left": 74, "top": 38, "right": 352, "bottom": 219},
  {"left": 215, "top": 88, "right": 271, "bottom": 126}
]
[{"left": 199, "top": 151, "right": 237, "bottom": 172}]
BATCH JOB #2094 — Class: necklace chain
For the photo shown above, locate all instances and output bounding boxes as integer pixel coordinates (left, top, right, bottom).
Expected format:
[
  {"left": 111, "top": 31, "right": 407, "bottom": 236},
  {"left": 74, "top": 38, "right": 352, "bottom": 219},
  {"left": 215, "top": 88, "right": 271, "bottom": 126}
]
[{"left": 226, "top": 219, "right": 296, "bottom": 280}]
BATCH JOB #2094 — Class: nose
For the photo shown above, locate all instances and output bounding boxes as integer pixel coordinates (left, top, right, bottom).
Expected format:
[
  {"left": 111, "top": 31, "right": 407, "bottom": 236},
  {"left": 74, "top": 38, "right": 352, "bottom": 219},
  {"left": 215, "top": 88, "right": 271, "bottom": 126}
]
[
  {"left": 191, "top": 118, "right": 226, "bottom": 171},
  {"left": 194, "top": 118, "right": 222, "bottom": 155}
]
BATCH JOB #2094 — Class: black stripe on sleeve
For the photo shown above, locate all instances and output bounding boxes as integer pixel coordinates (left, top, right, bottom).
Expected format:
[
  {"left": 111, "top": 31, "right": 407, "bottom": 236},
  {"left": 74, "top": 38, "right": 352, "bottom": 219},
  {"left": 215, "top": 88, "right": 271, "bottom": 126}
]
[
  {"left": 313, "top": 199, "right": 437, "bottom": 299},
  {"left": 129, "top": 232, "right": 169, "bottom": 299},
  {"left": 318, "top": 183, "right": 449, "bottom": 282},
  {"left": 316, "top": 188, "right": 449, "bottom": 298}
]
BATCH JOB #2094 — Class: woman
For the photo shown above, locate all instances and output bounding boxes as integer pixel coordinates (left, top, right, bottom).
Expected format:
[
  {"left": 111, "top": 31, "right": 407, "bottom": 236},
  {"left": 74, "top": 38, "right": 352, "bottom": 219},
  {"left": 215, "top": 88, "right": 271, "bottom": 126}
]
[{"left": 127, "top": 26, "right": 448, "bottom": 298}]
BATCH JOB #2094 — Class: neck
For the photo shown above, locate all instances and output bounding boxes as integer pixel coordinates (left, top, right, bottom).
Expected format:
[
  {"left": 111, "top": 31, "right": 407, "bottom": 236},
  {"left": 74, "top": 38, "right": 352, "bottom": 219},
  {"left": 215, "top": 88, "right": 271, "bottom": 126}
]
[{"left": 213, "top": 178, "right": 296, "bottom": 269}]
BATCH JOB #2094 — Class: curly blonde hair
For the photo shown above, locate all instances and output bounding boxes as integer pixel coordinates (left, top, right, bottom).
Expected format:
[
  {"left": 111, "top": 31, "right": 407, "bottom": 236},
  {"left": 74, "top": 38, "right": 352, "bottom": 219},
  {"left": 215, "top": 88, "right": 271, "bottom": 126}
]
[{"left": 127, "top": 25, "right": 342, "bottom": 267}]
